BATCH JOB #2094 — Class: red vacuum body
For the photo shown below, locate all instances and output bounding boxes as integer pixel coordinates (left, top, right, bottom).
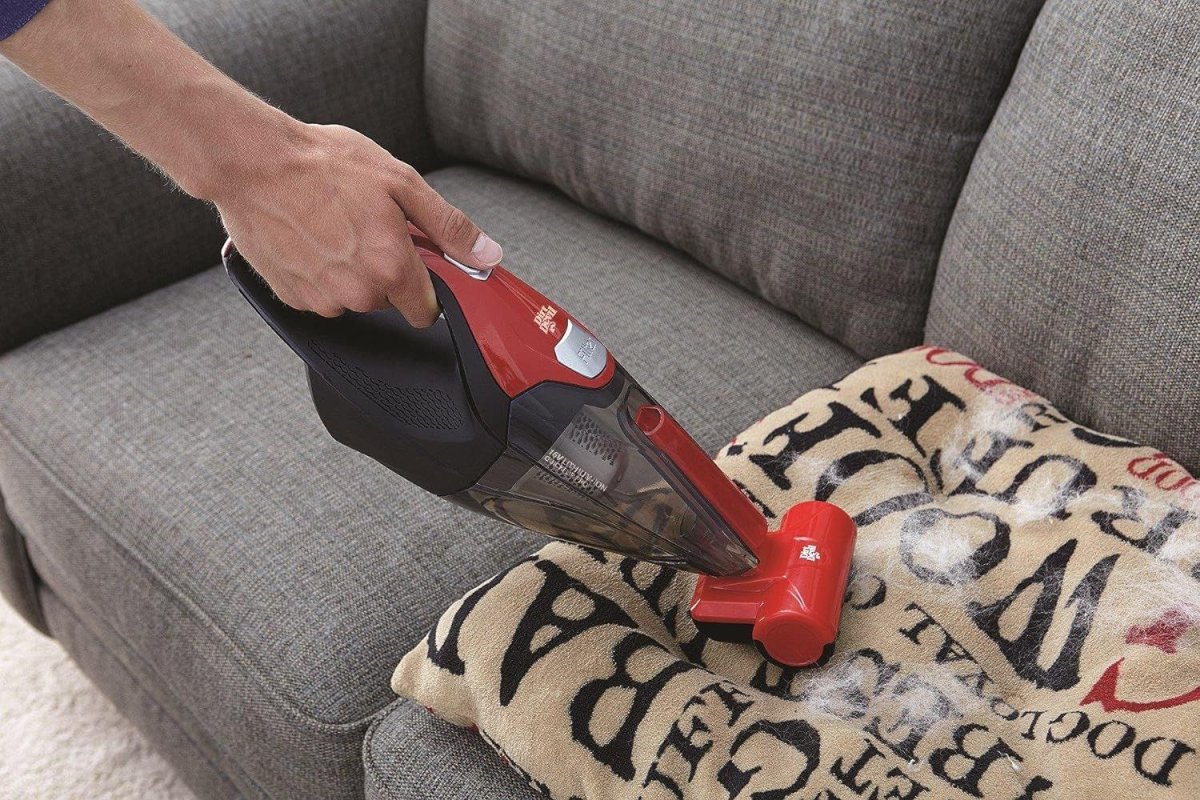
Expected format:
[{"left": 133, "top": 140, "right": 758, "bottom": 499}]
[{"left": 225, "top": 227, "right": 856, "bottom": 666}]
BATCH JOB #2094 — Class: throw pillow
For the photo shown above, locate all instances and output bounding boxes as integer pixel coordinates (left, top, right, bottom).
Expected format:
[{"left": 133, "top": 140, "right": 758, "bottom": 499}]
[{"left": 393, "top": 347, "right": 1200, "bottom": 799}]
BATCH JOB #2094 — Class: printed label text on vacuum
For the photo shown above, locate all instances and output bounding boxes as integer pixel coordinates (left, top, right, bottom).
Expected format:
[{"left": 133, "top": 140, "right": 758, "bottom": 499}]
[{"left": 543, "top": 449, "right": 607, "bottom": 495}]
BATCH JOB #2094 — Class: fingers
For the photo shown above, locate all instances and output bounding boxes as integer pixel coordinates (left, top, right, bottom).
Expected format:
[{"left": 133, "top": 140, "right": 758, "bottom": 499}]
[
  {"left": 267, "top": 270, "right": 376, "bottom": 318},
  {"left": 267, "top": 280, "right": 308, "bottom": 314},
  {"left": 294, "top": 283, "right": 347, "bottom": 319},
  {"left": 391, "top": 163, "right": 503, "bottom": 269},
  {"left": 386, "top": 235, "right": 440, "bottom": 328},
  {"left": 267, "top": 228, "right": 437, "bottom": 326},
  {"left": 220, "top": 137, "right": 465, "bottom": 327}
]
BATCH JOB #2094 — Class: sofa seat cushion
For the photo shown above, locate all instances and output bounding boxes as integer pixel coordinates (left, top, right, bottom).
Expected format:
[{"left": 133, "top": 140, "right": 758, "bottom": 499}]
[
  {"left": 363, "top": 700, "right": 537, "bottom": 800},
  {"left": 393, "top": 347, "right": 1200, "bottom": 800},
  {"left": 0, "top": 166, "right": 860, "bottom": 799}
]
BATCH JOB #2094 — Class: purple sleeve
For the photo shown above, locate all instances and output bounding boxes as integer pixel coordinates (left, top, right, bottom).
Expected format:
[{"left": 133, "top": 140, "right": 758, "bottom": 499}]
[{"left": 0, "top": 0, "right": 54, "bottom": 40}]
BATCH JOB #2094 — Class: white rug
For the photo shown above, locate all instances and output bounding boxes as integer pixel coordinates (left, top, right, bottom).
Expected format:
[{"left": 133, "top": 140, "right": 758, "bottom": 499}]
[{"left": 0, "top": 599, "right": 196, "bottom": 800}]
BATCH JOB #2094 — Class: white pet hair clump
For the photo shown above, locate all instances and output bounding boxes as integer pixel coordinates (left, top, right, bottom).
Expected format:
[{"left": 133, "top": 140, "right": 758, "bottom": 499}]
[
  {"left": 940, "top": 393, "right": 1033, "bottom": 486},
  {"left": 1004, "top": 468, "right": 1075, "bottom": 526},
  {"left": 792, "top": 655, "right": 874, "bottom": 720},
  {"left": 904, "top": 518, "right": 979, "bottom": 585},
  {"left": 848, "top": 528, "right": 905, "bottom": 582},
  {"left": 1079, "top": 485, "right": 1200, "bottom": 632},
  {"left": 788, "top": 453, "right": 848, "bottom": 492},
  {"left": 848, "top": 510, "right": 1000, "bottom": 612},
  {"left": 1160, "top": 525, "right": 1200, "bottom": 570},
  {"left": 794, "top": 652, "right": 995, "bottom": 770},
  {"left": 1130, "top": 557, "right": 1200, "bottom": 627},
  {"left": 797, "top": 652, "right": 987, "bottom": 722},
  {"left": 1100, "top": 527, "right": 1200, "bottom": 633},
  {"left": 938, "top": 392, "right": 1076, "bottom": 526}
]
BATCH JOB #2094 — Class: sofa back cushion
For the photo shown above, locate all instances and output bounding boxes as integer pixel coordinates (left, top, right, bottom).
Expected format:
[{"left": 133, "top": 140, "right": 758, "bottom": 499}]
[
  {"left": 424, "top": 0, "right": 1043, "bottom": 357},
  {"left": 926, "top": 0, "right": 1200, "bottom": 472}
]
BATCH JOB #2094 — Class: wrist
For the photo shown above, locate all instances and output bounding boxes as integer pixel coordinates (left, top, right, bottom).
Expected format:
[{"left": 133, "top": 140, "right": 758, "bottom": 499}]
[{"left": 167, "top": 90, "right": 311, "bottom": 204}]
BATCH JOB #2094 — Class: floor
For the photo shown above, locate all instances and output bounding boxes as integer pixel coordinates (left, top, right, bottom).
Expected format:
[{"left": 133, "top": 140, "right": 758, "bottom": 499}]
[{"left": 0, "top": 599, "right": 196, "bottom": 800}]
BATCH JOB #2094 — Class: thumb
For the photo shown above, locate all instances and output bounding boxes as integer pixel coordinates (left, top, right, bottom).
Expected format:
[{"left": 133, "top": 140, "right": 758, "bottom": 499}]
[{"left": 392, "top": 164, "right": 503, "bottom": 269}]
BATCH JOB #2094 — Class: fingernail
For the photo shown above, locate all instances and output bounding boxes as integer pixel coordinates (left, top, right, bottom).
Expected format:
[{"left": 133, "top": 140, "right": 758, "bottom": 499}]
[{"left": 472, "top": 233, "right": 503, "bottom": 266}]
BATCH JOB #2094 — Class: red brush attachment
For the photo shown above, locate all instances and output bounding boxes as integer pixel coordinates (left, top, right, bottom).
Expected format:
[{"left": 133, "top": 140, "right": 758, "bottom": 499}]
[
  {"left": 634, "top": 406, "right": 857, "bottom": 667},
  {"left": 691, "top": 502, "right": 857, "bottom": 667}
]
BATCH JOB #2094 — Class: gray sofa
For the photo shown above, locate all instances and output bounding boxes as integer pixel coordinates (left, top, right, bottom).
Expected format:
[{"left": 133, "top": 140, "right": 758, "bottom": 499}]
[{"left": 1, "top": 0, "right": 1197, "bottom": 797}]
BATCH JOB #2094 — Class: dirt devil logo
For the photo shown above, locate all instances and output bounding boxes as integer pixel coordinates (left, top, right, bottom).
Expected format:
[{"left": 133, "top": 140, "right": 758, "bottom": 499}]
[{"left": 534, "top": 304, "right": 559, "bottom": 336}]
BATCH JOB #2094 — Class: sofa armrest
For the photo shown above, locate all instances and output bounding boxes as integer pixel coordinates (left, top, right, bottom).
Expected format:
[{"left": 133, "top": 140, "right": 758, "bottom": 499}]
[
  {"left": 0, "top": 0, "right": 435, "bottom": 353},
  {"left": 364, "top": 700, "right": 537, "bottom": 800}
]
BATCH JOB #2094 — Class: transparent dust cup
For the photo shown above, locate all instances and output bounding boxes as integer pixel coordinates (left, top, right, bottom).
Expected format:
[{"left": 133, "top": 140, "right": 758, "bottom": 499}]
[{"left": 453, "top": 366, "right": 758, "bottom": 575}]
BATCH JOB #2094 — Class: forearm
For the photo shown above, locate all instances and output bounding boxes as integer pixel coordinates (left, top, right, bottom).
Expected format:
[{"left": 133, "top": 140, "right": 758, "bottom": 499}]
[
  {"left": 0, "top": 0, "right": 300, "bottom": 201},
  {"left": 2, "top": 0, "right": 499, "bottom": 327}
]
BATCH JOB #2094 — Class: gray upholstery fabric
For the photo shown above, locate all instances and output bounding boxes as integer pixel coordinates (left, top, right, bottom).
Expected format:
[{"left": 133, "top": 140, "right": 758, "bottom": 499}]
[
  {"left": 927, "top": 0, "right": 1200, "bottom": 472},
  {"left": 364, "top": 702, "right": 536, "bottom": 800},
  {"left": 38, "top": 585, "right": 243, "bottom": 800},
  {"left": 0, "top": 166, "right": 859, "bottom": 798},
  {"left": 0, "top": 488, "right": 45, "bottom": 635},
  {"left": 0, "top": 0, "right": 435, "bottom": 354},
  {"left": 425, "top": 0, "right": 1044, "bottom": 357}
]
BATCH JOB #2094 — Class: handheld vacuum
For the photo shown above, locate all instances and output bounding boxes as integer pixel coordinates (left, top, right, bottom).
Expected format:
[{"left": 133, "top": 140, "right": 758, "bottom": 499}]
[{"left": 224, "top": 227, "right": 856, "bottom": 667}]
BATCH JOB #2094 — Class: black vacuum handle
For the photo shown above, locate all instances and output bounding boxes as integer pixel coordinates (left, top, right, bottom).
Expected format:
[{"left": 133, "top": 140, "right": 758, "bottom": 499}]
[{"left": 222, "top": 240, "right": 510, "bottom": 495}]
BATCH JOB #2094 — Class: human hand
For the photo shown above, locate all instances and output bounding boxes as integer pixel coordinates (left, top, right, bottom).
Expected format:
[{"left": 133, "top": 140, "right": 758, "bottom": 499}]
[
  {"left": 0, "top": 0, "right": 501, "bottom": 328},
  {"left": 212, "top": 122, "right": 501, "bottom": 326}
]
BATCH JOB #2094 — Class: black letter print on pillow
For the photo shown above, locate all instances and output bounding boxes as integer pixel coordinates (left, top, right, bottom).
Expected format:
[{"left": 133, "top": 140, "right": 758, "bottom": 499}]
[
  {"left": 969, "top": 540, "right": 1118, "bottom": 690},
  {"left": 717, "top": 717, "right": 822, "bottom": 799},
  {"left": 926, "top": 723, "right": 1029, "bottom": 798},
  {"left": 1091, "top": 485, "right": 1196, "bottom": 555},
  {"left": 499, "top": 559, "right": 639, "bottom": 705},
  {"left": 750, "top": 403, "right": 881, "bottom": 492},
  {"left": 887, "top": 376, "right": 966, "bottom": 457},
  {"left": 426, "top": 561, "right": 528, "bottom": 675},
  {"left": 570, "top": 632, "right": 697, "bottom": 781}
]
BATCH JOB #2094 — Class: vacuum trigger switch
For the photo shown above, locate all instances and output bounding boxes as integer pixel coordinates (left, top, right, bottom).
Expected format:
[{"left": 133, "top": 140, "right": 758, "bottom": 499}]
[{"left": 442, "top": 253, "right": 492, "bottom": 281}]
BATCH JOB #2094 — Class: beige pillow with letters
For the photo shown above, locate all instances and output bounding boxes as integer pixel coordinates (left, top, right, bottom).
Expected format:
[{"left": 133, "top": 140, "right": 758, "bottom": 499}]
[{"left": 394, "top": 347, "right": 1200, "bottom": 799}]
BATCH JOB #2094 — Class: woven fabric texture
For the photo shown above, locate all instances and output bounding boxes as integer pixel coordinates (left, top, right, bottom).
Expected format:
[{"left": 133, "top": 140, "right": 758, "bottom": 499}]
[
  {"left": 927, "top": 0, "right": 1200, "bottom": 473},
  {"left": 0, "top": 0, "right": 52, "bottom": 39},
  {"left": 37, "top": 587, "right": 233, "bottom": 799},
  {"left": 0, "top": 0, "right": 435, "bottom": 353},
  {"left": 0, "top": 167, "right": 857, "bottom": 799},
  {"left": 0, "top": 489, "right": 44, "bottom": 635},
  {"left": 363, "top": 701, "right": 536, "bottom": 800},
  {"left": 425, "top": 0, "right": 1044, "bottom": 357},
  {"left": 395, "top": 347, "right": 1200, "bottom": 799}
]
